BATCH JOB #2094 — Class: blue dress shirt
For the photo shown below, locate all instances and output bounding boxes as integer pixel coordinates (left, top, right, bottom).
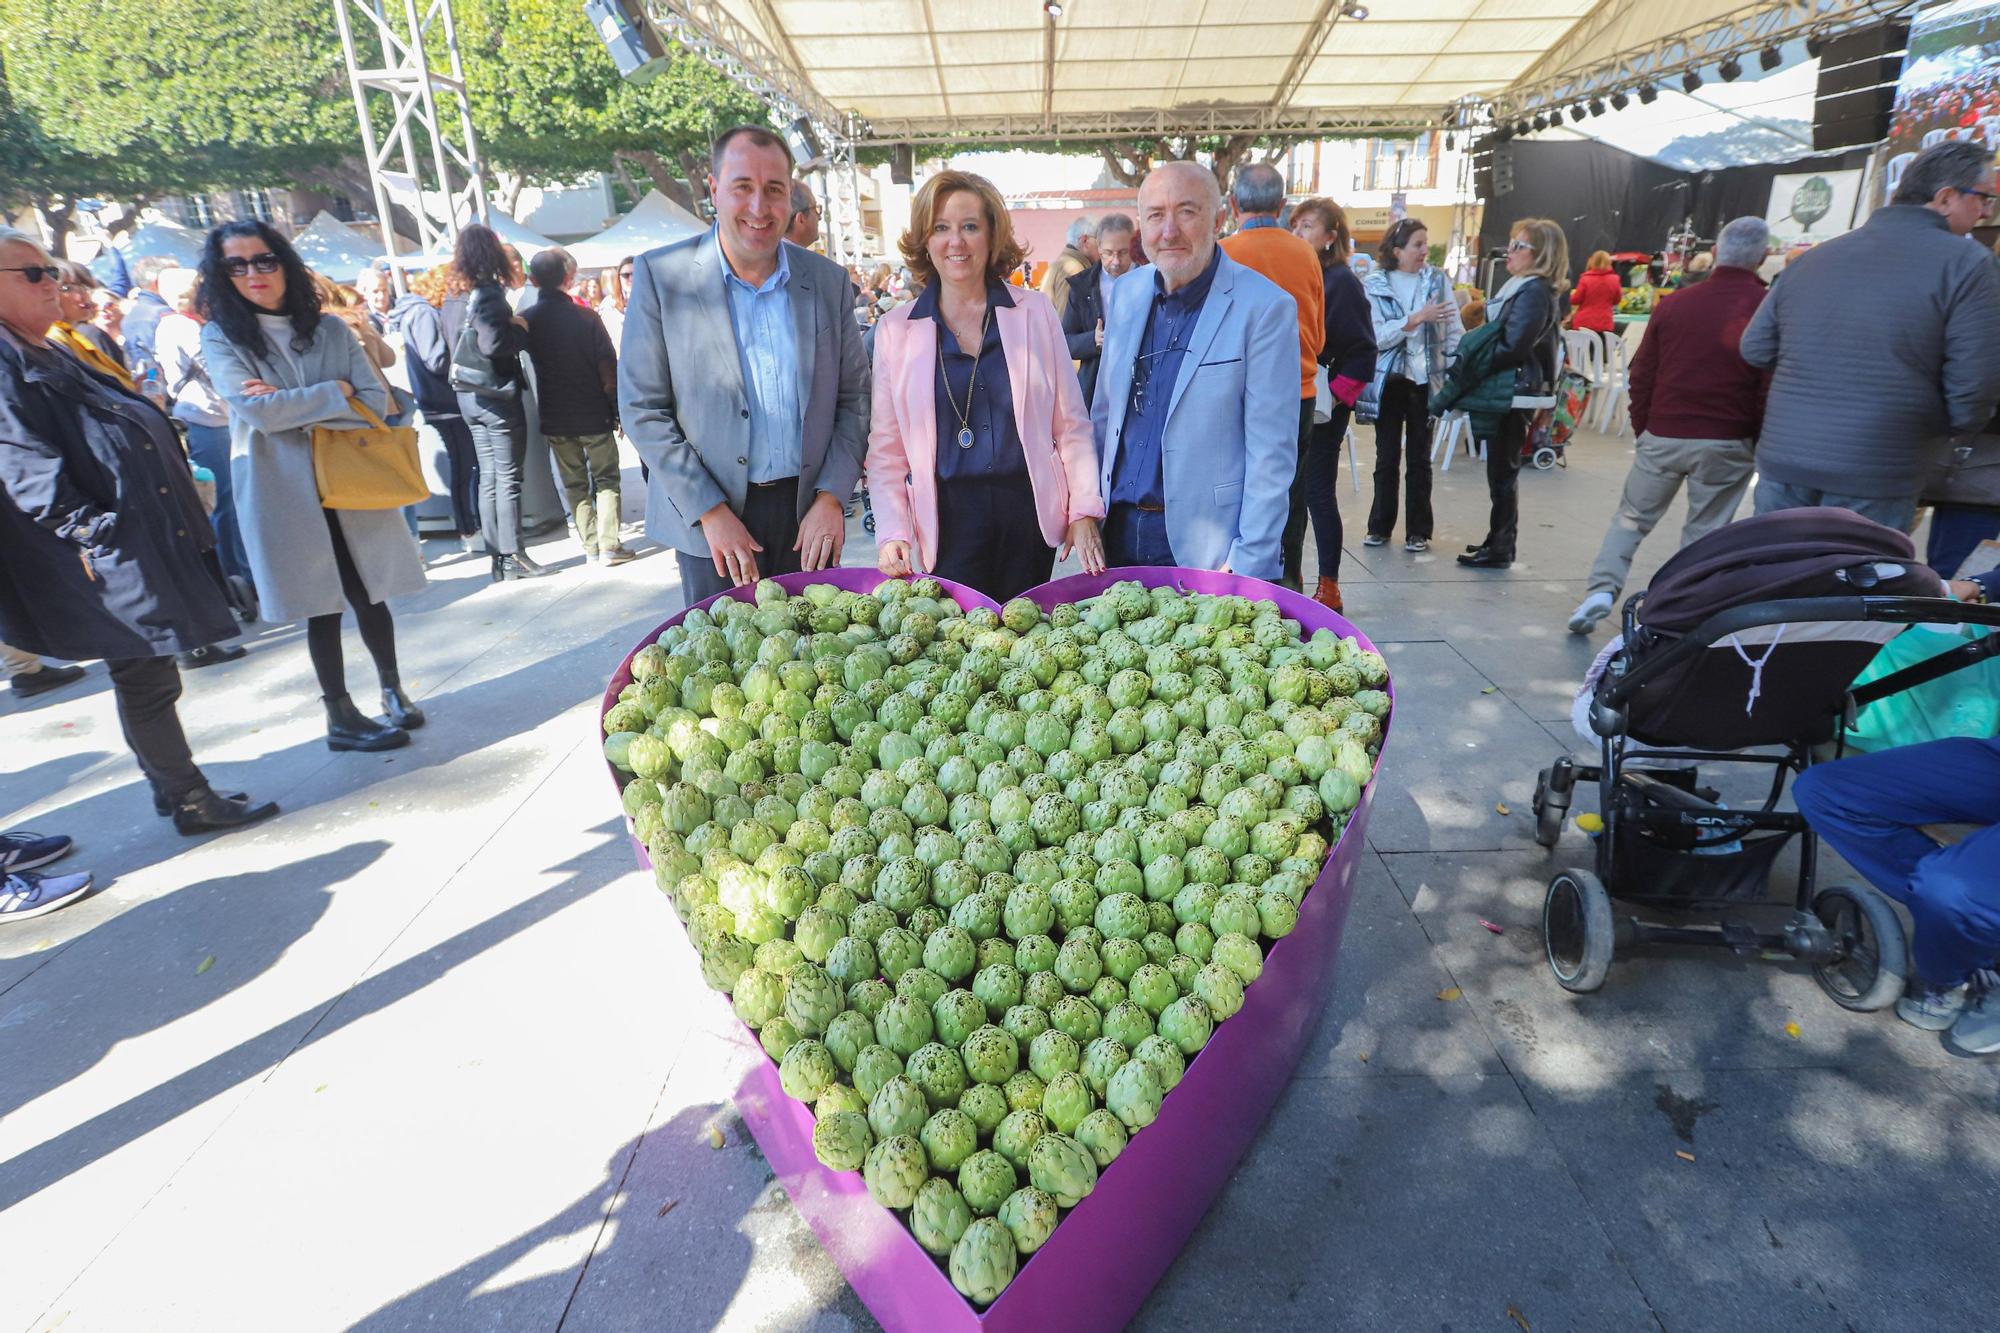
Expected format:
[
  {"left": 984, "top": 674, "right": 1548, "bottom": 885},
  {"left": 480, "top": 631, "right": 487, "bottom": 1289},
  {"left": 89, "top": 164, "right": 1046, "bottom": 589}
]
[
  {"left": 1108, "top": 247, "right": 1221, "bottom": 508},
  {"left": 720, "top": 234, "right": 802, "bottom": 483},
  {"left": 914, "top": 280, "right": 1024, "bottom": 481},
  {"left": 1236, "top": 216, "right": 1282, "bottom": 232}
]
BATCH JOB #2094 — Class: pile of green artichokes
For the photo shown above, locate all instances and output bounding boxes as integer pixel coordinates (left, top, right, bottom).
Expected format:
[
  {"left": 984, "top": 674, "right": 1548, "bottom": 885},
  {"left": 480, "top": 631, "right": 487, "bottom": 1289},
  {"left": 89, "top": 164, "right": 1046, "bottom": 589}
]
[{"left": 605, "top": 576, "right": 1388, "bottom": 1305}]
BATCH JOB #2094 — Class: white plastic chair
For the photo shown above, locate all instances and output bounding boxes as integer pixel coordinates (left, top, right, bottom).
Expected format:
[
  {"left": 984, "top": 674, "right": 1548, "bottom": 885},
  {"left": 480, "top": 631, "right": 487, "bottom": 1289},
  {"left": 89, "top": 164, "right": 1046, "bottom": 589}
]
[
  {"left": 1431, "top": 410, "right": 1480, "bottom": 472},
  {"left": 1592, "top": 333, "right": 1630, "bottom": 437}
]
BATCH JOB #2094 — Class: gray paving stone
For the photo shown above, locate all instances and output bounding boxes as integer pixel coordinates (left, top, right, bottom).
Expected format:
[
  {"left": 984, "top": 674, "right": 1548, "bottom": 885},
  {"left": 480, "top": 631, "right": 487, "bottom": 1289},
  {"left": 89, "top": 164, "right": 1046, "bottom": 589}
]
[
  {"left": 1134, "top": 1073, "right": 1661, "bottom": 1332},
  {"left": 1524, "top": 1064, "right": 2000, "bottom": 1333}
]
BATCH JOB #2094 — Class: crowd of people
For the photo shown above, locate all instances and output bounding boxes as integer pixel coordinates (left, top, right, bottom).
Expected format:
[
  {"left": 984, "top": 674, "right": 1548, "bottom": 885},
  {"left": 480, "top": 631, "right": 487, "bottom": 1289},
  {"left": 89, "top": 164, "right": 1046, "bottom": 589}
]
[{"left": 6, "top": 131, "right": 2000, "bottom": 1055}]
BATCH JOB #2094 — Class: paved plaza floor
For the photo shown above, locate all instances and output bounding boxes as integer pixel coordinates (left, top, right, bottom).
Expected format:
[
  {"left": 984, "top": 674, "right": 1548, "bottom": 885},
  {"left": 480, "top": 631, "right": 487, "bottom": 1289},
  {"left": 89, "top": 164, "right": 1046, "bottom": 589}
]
[{"left": 4, "top": 424, "right": 1997, "bottom": 1333}]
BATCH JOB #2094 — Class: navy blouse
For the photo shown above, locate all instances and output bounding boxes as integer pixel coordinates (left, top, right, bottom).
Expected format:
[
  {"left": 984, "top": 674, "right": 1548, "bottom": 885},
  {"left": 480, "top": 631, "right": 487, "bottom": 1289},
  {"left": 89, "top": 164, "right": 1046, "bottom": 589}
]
[{"left": 914, "top": 279, "right": 1024, "bottom": 481}]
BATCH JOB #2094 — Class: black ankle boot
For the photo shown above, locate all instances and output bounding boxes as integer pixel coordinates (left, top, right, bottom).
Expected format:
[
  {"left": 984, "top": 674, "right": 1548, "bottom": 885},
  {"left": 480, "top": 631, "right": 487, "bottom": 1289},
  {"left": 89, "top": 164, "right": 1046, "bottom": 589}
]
[
  {"left": 380, "top": 683, "right": 426, "bottom": 730},
  {"left": 155, "top": 787, "right": 248, "bottom": 818},
  {"left": 324, "top": 694, "right": 410, "bottom": 752},
  {"left": 491, "top": 554, "right": 507, "bottom": 583},
  {"left": 172, "top": 784, "right": 279, "bottom": 836},
  {"left": 1456, "top": 545, "right": 1514, "bottom": 569},
  {"left": 504, "top": 552, "right": 548, "bottom": 578}
]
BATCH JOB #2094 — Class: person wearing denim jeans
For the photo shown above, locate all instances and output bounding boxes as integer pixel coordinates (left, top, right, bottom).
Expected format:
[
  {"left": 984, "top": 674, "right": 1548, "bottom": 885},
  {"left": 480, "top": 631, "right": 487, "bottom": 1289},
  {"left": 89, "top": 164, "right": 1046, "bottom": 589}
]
[{"left": 156, "top": 279, "right": 252, "bottom": 587}]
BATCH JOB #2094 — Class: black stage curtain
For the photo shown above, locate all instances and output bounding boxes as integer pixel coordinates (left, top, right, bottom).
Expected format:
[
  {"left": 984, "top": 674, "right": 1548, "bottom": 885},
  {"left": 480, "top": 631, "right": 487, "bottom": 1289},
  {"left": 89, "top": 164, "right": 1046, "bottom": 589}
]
[{"left": 1478, "top": 139, "right": 1876, "bottom": 274}]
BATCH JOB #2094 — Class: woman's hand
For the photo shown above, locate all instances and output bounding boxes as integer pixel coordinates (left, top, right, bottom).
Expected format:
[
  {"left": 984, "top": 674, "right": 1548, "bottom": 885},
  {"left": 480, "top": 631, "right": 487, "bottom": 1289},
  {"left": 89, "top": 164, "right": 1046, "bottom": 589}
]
[
  {"left": 878, "top": 540, "right": 913, "bottom": 578},
  {"left": 242, "top": 378, "right": 278, "bottom": 398},
  {"left": 1950, "top": 578, "right": 1987, "bottom": 602},
  {"left": 1061, "top": 517, "right": 1106, "bottom": 576},
  {"left": 333, "top": 379, "right": 355, "bottom": 398}
]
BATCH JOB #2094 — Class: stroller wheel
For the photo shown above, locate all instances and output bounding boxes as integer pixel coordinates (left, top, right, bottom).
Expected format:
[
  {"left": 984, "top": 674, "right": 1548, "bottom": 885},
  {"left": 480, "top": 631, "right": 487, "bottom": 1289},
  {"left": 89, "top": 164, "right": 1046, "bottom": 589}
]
[
  {"left": 1811, "top": 884, "right": 1908, "bottom": 1012},
  {"left": 1543, "top": 869, "right": 1614, "bottom": 993},
  {"left": 863, "top": 512, "right": 876, "bottom": 534},
  {"left": 1532, "top": 446, "right": 1558, "bottom": 470}
]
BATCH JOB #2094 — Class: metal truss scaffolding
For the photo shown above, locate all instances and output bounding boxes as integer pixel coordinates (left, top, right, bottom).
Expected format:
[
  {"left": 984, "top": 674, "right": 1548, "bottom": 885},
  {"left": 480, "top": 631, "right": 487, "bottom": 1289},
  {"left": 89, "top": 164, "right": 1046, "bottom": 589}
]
[
  {"left": 333, "top": 0, "right": 489, "bottom": 284},
  {"left": 1493, "top": 0, "right": 1895, "bottom": 122}
]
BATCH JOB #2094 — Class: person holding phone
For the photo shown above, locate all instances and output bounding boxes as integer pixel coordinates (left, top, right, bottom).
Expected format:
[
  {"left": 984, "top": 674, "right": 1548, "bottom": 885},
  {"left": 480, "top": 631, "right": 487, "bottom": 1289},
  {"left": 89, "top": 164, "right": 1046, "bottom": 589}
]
[{"left": 1362, "top": 217, "right": 1462, "bottom": 554}]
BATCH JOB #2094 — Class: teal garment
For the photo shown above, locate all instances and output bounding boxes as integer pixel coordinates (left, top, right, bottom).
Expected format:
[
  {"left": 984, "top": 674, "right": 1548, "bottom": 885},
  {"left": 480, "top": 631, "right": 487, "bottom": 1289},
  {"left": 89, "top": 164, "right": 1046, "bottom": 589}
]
[{"left": 1429, "top": 317, "right": 1513, "bottom": 436}]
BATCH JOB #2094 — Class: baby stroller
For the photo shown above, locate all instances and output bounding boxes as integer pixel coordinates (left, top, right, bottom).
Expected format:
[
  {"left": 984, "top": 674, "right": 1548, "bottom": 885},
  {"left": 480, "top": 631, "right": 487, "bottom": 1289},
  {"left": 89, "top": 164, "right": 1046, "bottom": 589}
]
[{"left": 1530, "top": 508, "right": 2000, "bottom": 1009}]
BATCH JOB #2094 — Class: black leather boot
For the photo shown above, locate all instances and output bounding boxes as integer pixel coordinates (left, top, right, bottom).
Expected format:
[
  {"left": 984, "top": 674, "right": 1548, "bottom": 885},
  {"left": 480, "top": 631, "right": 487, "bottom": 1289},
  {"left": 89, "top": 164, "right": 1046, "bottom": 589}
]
[
  {"left": 1456, "top": 545, "right": 1515, "bottom": 569},
  {"left": 504, "top": 552, "right": 549, "bottom": 578},
  {"left": 380, "top": 682, "right": 426, "bottom": 730},
  {"left": 155, "top": 787, "right": 248, "bottom": 818},
  {"left": 324, "top": 694, "right": 410, "bottom": 752},
  {"left": 171, "top": 784, "right": 279, "bottom": 836}
]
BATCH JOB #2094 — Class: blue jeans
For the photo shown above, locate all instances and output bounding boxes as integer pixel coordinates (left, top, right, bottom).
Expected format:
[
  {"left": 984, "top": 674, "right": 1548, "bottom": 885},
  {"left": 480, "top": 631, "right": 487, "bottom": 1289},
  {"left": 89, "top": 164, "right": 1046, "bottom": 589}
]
[
  {"left": 1101, "top": 504, "right": 1175, "bottom": 569},
  {"left": 1753, "top": 479, "right": 1917, "bottom": 534},
  {"left": 1927, "top": 505, "right": 1999, "bottom": 580},
  {"left": 1793, "top": 737, "right": 2000, "bottom": 987},
  {"left": 183, "top": 422, "right": 250, "bottom": 585}
]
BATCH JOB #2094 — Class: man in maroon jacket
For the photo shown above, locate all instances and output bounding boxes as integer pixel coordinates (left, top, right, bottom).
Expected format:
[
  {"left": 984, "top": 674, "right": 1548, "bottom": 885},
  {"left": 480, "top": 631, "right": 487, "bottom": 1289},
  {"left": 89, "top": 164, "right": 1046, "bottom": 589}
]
[{"left": 1568, "top": 216, "right": 1772, "bottom": 633}]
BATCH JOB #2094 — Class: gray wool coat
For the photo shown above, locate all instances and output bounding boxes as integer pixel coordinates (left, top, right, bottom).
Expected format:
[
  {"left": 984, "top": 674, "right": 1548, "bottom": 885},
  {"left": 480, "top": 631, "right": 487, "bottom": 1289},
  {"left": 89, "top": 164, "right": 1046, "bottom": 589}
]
[{"left": 202, "top": 314, "right": 427, "bottom": 622}]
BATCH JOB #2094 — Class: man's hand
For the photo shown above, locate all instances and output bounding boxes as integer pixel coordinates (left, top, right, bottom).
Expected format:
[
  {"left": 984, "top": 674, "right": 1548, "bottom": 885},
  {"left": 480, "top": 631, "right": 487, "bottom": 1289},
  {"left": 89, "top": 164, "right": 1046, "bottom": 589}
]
[
  {"left": 1094, "top": 318, "right": 1105, "bottom": 349},
  {"left": 794, "top": 490, "right": 846, "bottom": 572},
  {"left": 699, "top": 502, "right": 763, "bottom": 586},
  {"left": 878, "top": 540, "right": 914, "bottom": 578},
  {"left": 1950, "top": 578, "right": 1986, "bottom": 602},
  {"left": 1060, "top": 517, "right": 1106, "bottom": 575}
]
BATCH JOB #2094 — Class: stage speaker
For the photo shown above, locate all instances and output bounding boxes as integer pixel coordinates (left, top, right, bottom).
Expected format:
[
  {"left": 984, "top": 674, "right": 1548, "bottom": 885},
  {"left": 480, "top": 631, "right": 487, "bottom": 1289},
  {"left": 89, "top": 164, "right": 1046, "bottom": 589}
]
[
  {"left": 1474, "top": 143, "right": 1514, "bottom": 199},
  {"left": 584, "top": 0, "right": 669, "bottom": 83},
  {"left": 891, "top": 144, "right": 914, "bottom": 185},
  {"left": 1813, "top": 20, "right": 1908, "bottom": 151},
  {"left": 786, "top": 117, "right": 827, "bottom": 169}
]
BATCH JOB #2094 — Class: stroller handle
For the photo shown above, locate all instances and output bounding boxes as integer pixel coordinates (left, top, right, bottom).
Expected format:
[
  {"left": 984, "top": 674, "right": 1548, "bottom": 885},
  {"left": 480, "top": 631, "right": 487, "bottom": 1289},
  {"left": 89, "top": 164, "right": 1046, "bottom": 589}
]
[{"left": 1598, "top": 595, "right": 2000, "bottom": 711}]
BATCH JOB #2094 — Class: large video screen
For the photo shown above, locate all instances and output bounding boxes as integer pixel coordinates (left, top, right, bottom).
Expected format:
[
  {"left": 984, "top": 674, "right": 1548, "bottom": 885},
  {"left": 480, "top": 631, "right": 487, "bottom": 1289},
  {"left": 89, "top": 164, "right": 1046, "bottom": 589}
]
[{"left": 1881, "top": 0, "right": 2000, "bottom": 198}]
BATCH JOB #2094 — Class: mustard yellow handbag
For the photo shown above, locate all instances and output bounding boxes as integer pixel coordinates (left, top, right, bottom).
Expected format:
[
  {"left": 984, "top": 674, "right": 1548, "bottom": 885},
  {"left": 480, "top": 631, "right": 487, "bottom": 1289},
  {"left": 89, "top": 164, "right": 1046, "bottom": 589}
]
[{"left": 310, "top": 397, "right": 428, "bottom": 510}]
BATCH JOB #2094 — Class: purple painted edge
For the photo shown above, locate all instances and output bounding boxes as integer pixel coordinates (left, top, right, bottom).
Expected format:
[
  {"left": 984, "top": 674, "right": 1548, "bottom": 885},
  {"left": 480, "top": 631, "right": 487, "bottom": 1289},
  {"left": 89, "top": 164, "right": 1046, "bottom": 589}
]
[{"left": 597, "top": 567, "right": 1388, "bottom": 1332}]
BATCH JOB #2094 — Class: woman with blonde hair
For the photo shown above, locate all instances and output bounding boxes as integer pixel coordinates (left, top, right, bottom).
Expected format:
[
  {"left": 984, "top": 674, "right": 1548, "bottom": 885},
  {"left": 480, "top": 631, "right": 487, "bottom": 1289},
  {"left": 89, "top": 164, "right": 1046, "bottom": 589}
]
[
  {"left": 1289, "top": 196, "right": 1377, "bottom": 611},
  {"left": 866, "top": 170, "right": 1106, "bottom": 600},
  {"left": 1569, "top": 248, "right": 1620, "bottom": 334},
  {"left": 48, "top": 262, "right": 134, "bottom": 389},
  {"left": 1459, "top": 217, "right": 1567, "bottom": 569}
]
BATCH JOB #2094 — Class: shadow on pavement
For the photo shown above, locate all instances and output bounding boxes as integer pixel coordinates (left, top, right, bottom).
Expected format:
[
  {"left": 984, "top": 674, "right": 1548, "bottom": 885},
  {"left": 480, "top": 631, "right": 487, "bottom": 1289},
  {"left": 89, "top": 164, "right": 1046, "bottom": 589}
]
[
  {"left": 0, "top": 829, "right": 628, "bottom": 1213},
  {"left": 350, "top": 1109, "right": 757, "bottom": 1333}
]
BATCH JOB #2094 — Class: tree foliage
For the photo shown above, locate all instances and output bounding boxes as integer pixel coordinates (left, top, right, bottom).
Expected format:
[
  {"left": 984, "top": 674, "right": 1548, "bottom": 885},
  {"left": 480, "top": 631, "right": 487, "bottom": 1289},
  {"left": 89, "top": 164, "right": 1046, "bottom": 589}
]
[{"left": 456, "top": 0, "right": 764, "bottom": 211}]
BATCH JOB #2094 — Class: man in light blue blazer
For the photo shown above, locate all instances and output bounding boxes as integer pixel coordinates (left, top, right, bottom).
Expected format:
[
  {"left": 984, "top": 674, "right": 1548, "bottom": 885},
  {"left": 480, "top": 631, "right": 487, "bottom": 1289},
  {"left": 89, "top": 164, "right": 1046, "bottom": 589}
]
[
  {"left": 1092, "top": 161, "right": 1299, "bottom": 581},
  {"left": 620, "top": 125, "right": 870, "bottom": 604}
]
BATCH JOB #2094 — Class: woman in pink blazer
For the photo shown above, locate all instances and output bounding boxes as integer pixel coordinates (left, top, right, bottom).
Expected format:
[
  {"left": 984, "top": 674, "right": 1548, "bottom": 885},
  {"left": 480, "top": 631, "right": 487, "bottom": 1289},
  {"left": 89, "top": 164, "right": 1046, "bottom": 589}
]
[{"left": 868, "top": 171, "right": 1106, "bottom": 600}]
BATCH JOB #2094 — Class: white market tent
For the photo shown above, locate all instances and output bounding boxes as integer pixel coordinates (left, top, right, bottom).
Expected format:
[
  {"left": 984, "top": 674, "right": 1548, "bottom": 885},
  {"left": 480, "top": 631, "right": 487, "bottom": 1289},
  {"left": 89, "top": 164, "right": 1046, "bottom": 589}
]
[
  {"left": 641, "top": 0, "right": 1894, "bottom": 144},
  {"left": 564, "top": 191, "right": 706, "bottom": 270},
  {"left": 121, "top": 217, "right": 206, "bottom": 267},
  {"left": 291, "top": 211, "right": 387, "bottom": 283},
  {"left": 487, "top": 210, "right": 562, "bottom": 256}
]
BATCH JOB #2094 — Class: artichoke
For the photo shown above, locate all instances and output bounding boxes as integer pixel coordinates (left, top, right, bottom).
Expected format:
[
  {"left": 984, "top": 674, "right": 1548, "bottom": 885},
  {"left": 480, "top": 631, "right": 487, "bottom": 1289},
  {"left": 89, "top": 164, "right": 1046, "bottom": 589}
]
[
  {"left": 812, "top": 1109, "right": 873, "bottom": 1172},
  {"left": 862, "top": 1133, "right": 928, "bottom": 1209},
  {"left": 961, "top": 1024, "right": 1021, "bottom": 1085},
  {"left": 852, "top": 1044, "right": 904, "bottom": 1102},
  {"left": 730, "top": 967, "right": 785, "bottom": 1028},
  {"left": 873, "top": 994, "right": 935, "bottom": 1058},
  {"left": 782, "top": 962, "right": 843, "bottom": 1037},
  {"left": 1106, "top": 1053, "right": 1163, "bottom": 1130},
  {"left": 1026, "top": 1130, "right": 1099, "bottom": 1208},
  {"left": 1074, "top": 1107, "right": 1129, "bottom": 1167},
  {"left": 1131, "top": 1033, "right": 1186, "bottom": 1093},
  {"left": 1158, "top": 995, "right": 1214, "bottom": 1055},
  {"left": 911, "top": 1175, "right": 975, "bottom": 1257},
  {"left": 957, "top": 1149, "right": 1018, "bottom": 1216},
  {"left": 920, "top": 1106, "right": 980, "bottom": 1173},
  {"left": 1193, "top": 961, "right": 1245, "bottom": 1021},
  {"left": 949, "top": 1216, "right": 1018, "bottom": 1306},
  {"left": 867, "top": 1074, "right": 930, "bottom": 1141},
  {"left": 957, "top": 1083, "right": 1010, "bottom": 1138},
  {"left": 932, "top": 988, "right": 989, "bottom": 1048},
  {"left": 778, "top": 1038, "right": 837, "bottom": 1104},
  {"left": 905, "top": 1041, "right": 970, "bottom": 1109},
  {"left": 815, "top": 1082, "right": 867, "bottom": 1118},
  {"left": 1042, "top": 1070, "right": 1096, "bottom": 1134},
  {"left": 992, "top": 1107, "right": 1049, "bottom": 1168},
  {"left": 996, "top": 1186, "right": 1060, "bottom": 1255},
  {"left": 1079, "top": 1037, "right": 1131, "bottom": 1100}
]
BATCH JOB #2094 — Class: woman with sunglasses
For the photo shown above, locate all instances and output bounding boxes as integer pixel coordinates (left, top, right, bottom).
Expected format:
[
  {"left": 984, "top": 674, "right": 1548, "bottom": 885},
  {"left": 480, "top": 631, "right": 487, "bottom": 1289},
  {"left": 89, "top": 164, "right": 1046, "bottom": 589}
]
[
  {"left": 0, "top": 227, "right": 278, "bottom": 833},
  {"left": 450, "top": 224, "right": 543, "bottom": 579},
  {"left": 1459, "top": 218, "right": 1568, "bottom": 570},
  {"left": 47, "top": 262, "right": 135, "bottom": 389},
  {"left": 198, "top": 221, "right": 428, "bottom": 751}
]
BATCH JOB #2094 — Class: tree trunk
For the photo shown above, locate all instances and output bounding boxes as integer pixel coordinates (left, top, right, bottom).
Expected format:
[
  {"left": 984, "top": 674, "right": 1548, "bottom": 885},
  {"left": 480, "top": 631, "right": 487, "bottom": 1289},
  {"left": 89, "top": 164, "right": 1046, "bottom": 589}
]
[
  {"left": 490, "top": 169, "right": 525, "bottom": 217},
  {"left": 614, "top": 148, "right": 700, "bottom": 215}
]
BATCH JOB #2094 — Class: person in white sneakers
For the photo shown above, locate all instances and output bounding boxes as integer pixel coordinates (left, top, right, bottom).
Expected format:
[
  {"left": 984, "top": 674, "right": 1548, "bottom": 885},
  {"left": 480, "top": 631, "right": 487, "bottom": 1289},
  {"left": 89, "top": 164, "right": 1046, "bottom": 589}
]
[{"left": 0, "top": 830, "right": 91, "bottom": 921}]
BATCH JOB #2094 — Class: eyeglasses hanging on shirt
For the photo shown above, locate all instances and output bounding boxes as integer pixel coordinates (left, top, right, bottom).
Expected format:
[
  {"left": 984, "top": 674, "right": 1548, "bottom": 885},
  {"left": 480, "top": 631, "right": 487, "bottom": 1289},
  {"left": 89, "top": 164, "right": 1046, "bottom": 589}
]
[{"left": 1130, "top": 304, "right": 1193, "bottom": 418}]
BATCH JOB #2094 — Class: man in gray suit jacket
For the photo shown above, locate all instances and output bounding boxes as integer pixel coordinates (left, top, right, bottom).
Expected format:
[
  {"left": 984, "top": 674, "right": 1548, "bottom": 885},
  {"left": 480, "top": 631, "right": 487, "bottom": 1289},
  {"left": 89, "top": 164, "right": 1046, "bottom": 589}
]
[
  {"left": 1093, "top": 162, "right": 1299, "bottom": 581},
  {"left": 620, "top": 125, "right": 870, "bottom": 603}
]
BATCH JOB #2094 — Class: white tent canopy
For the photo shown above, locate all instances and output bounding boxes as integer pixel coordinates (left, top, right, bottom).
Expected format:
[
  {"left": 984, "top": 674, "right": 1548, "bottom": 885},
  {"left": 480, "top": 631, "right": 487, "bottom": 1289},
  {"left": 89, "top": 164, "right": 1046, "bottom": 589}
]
[
  {"left": 487, "top": 210, "right": 561, "bottom": 257},
  {"left": 121, "top": 217, "right": 206, "bottom": 267},
  {"left": 290, "top": 211, "right": 386, "bottom": 283},
  {"left": 564, "top": 191, "right": 706, "bottom": 270},
  {"left": 652, "top": 0, "right": 1887, "bottom": 142}
]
